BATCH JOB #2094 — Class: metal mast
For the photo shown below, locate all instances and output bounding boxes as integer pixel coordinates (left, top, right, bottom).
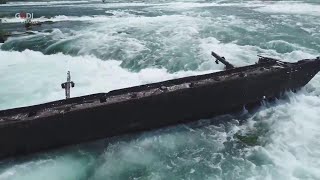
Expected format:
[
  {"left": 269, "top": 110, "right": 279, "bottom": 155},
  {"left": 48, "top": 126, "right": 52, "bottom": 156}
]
[{"left": 61, "top": 71, "right": 75, "bottom": 99}]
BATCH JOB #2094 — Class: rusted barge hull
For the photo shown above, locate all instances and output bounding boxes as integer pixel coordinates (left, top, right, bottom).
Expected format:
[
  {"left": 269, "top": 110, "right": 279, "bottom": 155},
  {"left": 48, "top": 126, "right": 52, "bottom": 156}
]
[{"left": 0, "top": 57, "right": 319, "bottom": 159}]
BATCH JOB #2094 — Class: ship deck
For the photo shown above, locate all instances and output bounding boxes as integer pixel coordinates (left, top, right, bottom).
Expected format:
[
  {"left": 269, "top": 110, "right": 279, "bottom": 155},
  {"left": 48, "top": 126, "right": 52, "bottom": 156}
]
[{"left": 0, "top": 60, "right": 290, "bottom": 124}]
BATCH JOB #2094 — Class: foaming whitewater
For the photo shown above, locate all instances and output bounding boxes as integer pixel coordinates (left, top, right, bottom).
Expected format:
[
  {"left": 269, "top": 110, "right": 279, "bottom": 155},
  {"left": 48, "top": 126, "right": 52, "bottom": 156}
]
[
  {"left": 1, "top": 0, "right": 320, "bottom": 179},
  {"left": 254, "top": 1, "right": 320, "bottom": 16},
  {"left": 0, "top": 1, "right": 91, "bottom": 6},
  {"left": 260, "top": 93, "right": 320, "bottom": 179},
  {"left": 1, "top": 15, "right": 126, "bottom": 24},
  {"left": 0, "top": 49, "right": 208, "bottom": 110},
  {"left": 2, "top": 0, "right": 319, "bottom": 72}
]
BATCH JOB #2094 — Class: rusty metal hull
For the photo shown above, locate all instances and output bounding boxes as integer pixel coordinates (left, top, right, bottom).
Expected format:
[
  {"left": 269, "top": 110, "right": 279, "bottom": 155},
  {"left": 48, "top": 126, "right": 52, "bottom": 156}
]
[{"left": 0, "top": 58, "right": 319, "bottom": 159}]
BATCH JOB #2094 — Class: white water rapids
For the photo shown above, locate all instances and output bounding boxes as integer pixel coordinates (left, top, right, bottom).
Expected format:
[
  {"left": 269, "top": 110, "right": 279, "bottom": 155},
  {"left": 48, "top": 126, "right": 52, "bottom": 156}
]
[{"left": 0, "top": 0, "right": 320, "bottom": 179}]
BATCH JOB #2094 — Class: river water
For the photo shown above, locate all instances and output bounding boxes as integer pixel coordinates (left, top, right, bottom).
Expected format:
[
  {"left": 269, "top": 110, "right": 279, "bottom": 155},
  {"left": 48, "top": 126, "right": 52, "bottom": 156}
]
[{"left": 0, "top": 0, "right": 320, "bottom": 179}]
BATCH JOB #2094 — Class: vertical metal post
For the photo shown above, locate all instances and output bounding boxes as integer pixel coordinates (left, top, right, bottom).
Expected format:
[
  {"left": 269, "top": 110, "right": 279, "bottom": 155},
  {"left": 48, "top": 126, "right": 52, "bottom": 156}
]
[
  {"left": 66, "top": 71, "right": 71, "bottom": 99},
  {"left": 61, "top": 71, "right": 75, "bottom": 99}
]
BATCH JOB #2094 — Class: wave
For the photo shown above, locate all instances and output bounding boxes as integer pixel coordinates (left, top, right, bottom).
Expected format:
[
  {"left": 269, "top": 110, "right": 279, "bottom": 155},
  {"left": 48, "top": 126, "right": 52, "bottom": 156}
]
[
  {"left": 0, "top": 49, "right": 211, "bottom": 110},
  {"left": 0, "top": 0, "right": 91, "bottom": 6},
  {"left": 0, "top": 9, "right": 141, "bottom": 23},
  {"left": 254, "top": 2, "right": 320, "bottom": 16},
  {"left": 2, "top": 11, "right": 318, "bottom": 72},
  {"left": 0, "top": 15, "right": 116, "bottom": 24}
]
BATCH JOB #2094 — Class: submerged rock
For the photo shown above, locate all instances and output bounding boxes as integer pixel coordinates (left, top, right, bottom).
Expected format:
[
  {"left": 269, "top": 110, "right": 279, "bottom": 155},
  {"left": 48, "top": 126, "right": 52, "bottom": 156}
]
[
  {"left": 44, "top": 20, "right": 55, "bottom": 24},
  {"left": 235, "top": 133, "right": 259, "bottom": 146},
  {"left": 0, "top": 29, "right": 38, "bottom": 43},
  {"left": 0, "top": 29, "right": 9, "bottom": 43},
  {"left": 24, "top": 20, "right": 56, "bottom": 30}
]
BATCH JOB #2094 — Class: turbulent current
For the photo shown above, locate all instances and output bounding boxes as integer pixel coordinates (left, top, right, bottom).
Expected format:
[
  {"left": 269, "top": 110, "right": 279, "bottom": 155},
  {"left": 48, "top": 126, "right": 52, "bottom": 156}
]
[{"left": 0, "top": 0, "right": 320, "bottom": 179}]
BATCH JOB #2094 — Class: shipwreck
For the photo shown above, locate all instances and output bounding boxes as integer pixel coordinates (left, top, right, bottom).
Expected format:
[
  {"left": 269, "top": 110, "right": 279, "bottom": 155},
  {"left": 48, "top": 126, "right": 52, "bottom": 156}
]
[{"left": 0, "top": 52, "right": 319, "bottom": 159}]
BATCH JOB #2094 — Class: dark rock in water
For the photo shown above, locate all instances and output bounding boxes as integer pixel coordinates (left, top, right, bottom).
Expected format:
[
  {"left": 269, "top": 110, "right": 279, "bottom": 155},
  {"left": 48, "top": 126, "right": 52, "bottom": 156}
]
[
  {"left": 0, "top": 30, "right": 9, "bottom": 43},
  {"left": 105, "top": 13, "right": 114, "bottom": 16},
  {"left": 44, "top": 21, "right": 55, "bottom": 24},
  {"left": 0, "top": 37, "right": 5, "bottom": 43},
  {"left": 0, "top": 29, "right": 39, "bottom": 43},
  {"left": 235, "top": 134, "right": 259, "bottom": 146},
  {"left": 42, "top": 29, "right": 54, "bottom": 33},
  {"left": 0, "top": 31, "right": 4, "bottom": 43},
  {"left": 117, "top": 31, "right": 131, "bottom": 34},
  {"left": 0, "top": 0, "right": 7, "bottom": 4},
  {"left": 25, "top": 31, "right": 36, "bottom": 35},
  {"left": 24, "top": 19, "right": 43, "bottom": 30},
  {"left": 25, "top": 21, "right": 33, "bottom": 30}
]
